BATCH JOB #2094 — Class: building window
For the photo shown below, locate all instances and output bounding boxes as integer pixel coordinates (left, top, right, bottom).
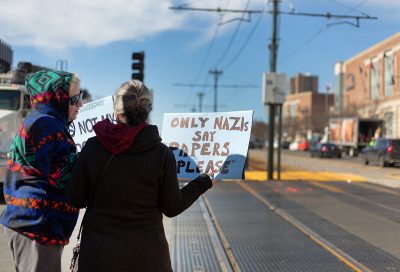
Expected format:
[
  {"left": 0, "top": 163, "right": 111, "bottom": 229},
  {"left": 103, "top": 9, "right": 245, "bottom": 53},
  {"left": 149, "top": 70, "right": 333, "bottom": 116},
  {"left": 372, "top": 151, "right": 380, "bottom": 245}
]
[
  {"left": 290, "top": 104, "right": 297, "bottom": 118},
  {"left": 384, "top": 51, "right": 393, "bottom": 96},
  {"left": 370, "top": 57, "right": 380, "bottom": 99},
  {"left": 384, "top": 112, "right": 393, "bottom": 137}
]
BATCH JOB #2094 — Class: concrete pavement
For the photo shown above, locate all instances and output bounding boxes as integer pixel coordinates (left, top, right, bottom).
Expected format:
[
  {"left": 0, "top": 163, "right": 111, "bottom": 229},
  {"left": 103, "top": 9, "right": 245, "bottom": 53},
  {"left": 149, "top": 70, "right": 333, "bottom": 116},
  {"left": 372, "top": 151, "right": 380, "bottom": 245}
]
[{"left": 249, "top": 149, "right": 400, "bottom": 189}]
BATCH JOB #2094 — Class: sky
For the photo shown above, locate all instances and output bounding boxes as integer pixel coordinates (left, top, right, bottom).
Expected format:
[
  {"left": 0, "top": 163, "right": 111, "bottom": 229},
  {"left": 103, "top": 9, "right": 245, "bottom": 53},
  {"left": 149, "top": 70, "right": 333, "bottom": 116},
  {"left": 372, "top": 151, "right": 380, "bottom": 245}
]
[{"left": 0, "top": 0, "right": 399, "bottom": 129}]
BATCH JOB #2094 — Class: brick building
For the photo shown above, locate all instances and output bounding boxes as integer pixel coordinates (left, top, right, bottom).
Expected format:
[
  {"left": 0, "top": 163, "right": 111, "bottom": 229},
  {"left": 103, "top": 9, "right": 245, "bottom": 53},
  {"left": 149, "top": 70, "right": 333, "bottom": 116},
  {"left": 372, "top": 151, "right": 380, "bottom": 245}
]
[
  {"left": 289, "top": 73, "right": 319, "bottom": 94},
  {"left": 335, "top": 32, "right": 400, "bottom": 137},
  {"left": 283, "top": 73, "right": 334, "bottom": 140},
  {"left": 0, "top": 39, "right": 13, "bottom": 73}
]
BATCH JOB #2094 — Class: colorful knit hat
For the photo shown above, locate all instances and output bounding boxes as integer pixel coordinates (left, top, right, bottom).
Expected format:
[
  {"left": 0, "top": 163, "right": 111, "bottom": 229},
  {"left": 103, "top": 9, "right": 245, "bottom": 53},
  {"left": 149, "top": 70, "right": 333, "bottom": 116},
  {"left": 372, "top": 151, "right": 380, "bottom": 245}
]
[{"left": 25, "top": 70, "right": 76, "bottom": 124}]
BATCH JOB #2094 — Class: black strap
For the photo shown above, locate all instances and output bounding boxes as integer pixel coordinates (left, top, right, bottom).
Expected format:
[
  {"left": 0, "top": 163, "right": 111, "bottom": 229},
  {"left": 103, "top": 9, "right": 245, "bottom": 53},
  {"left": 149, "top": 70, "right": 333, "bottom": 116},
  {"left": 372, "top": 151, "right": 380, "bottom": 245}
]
[{"left": 76, "top": 154, "right": 114, "bottom": 240}]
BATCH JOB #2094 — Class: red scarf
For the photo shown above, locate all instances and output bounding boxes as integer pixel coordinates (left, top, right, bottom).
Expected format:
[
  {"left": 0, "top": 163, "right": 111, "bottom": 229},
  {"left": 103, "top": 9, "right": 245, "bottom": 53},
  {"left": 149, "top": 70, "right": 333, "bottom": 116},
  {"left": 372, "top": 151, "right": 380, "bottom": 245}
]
[{"left": 93, "top": 119, "right": 147, "bottom": 154}]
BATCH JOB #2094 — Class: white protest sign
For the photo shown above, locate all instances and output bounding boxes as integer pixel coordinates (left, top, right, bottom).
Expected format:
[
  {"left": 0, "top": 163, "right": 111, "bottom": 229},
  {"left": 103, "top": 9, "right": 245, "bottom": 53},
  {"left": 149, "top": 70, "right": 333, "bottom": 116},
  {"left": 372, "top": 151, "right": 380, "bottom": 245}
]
[
  {"left": 161, "top": 111, "right": 253, "bottom": 180},
  {"left": 69, "top": 96, "right": 115, "bottom": 152}
]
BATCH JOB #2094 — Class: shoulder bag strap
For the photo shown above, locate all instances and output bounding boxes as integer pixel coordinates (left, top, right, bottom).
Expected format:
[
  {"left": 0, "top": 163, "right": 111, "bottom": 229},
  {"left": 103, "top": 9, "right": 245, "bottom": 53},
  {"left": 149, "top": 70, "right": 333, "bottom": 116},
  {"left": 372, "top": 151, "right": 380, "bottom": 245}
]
[{"left": 76, "top": 153, "right": 114, "bottom": 240}]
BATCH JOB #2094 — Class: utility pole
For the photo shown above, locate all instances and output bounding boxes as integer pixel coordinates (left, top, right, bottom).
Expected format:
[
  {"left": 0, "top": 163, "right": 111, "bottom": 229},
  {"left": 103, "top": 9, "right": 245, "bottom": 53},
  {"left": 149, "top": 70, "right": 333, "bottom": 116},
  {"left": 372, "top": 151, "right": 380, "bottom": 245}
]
[
  {"left": 267, "top": 0, "right": 279, "bottom": 180},
  {"left": 209, "top": 69, "right": 223, "bottom": 112},
  {"left": 197, "top": 92, "right": 204, "bottom": 112},
  {"left": 56, "top": 59, "right": 68, "bottom": 71},
  {"left": 171, "top": 1, "right": 377, "bottom": 181}
]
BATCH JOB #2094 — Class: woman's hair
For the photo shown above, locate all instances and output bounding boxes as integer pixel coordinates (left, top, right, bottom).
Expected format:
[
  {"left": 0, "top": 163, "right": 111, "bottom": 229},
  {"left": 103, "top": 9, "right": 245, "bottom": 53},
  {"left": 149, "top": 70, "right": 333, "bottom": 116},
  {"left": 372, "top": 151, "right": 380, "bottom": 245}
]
[
  {"left": 114, "top": 80, "right": 152, "bottom": 126},
  {"left": 69, "top": 74, "right": 80, "bottom": 92}
]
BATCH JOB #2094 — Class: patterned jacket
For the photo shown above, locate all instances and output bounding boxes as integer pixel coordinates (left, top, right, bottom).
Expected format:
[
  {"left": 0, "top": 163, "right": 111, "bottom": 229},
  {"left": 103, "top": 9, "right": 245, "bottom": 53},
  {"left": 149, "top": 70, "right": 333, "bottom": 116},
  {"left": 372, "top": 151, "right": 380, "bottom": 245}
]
[{"left": 0, "top": 70, "right": 79, "bottom": 245}]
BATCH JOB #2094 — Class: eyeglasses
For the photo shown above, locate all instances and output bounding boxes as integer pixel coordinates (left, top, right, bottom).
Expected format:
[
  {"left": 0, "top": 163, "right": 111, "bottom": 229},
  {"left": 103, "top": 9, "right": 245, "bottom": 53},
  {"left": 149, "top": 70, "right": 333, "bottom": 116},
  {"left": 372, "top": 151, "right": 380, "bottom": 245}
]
[{"left": 69, "top": 91, "right": 83, "bottom": 106}]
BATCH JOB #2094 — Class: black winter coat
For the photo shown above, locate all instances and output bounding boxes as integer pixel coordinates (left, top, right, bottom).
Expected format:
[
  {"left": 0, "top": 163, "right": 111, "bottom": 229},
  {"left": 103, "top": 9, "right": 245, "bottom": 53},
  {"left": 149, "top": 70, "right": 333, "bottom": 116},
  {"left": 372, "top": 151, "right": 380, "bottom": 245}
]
[{"left": 66, "top": 125, "right": 212, "bottom": 272}]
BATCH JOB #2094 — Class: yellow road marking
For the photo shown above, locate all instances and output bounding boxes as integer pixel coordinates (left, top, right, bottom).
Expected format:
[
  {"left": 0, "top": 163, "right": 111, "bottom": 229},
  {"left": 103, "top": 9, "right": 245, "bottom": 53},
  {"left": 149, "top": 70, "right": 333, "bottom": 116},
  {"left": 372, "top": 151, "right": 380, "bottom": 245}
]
[{"left": 245, "top": 171, "right": 367, "bottom": 182}]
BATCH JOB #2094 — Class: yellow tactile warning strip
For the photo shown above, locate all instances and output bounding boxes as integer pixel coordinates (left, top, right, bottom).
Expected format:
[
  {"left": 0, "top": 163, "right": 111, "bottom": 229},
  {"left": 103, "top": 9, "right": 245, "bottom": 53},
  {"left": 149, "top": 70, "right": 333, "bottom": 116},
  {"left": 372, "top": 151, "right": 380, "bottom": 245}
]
[{"left": 244, "top": 171, "right": 368, "bottom": 182}]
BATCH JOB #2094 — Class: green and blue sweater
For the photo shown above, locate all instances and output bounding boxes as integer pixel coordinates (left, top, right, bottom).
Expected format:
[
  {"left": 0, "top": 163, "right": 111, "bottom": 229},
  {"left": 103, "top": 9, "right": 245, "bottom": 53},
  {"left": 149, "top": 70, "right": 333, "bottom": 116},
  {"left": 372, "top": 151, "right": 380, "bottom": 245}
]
[{"left": 0, "top": 70, "right": 79, "bottom": 245}]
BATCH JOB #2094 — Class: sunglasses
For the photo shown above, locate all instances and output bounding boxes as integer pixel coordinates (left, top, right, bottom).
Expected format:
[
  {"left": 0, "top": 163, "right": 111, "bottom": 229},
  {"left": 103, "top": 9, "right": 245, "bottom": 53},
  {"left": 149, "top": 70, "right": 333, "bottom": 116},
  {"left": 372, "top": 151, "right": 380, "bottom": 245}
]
[{"left": 69, "top": 91, "right": 83, "bottom": 106}]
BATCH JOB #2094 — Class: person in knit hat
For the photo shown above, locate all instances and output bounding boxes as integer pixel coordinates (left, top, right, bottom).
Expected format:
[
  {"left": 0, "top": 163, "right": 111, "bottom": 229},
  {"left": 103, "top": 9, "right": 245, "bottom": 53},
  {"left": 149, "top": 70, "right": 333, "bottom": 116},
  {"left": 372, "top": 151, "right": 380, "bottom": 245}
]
[
  {"left": 1, "top": 69, "right": 83, "bottom": 272},
  {"left": 66, "top": 80, "right": 213, "bottom": 272}
]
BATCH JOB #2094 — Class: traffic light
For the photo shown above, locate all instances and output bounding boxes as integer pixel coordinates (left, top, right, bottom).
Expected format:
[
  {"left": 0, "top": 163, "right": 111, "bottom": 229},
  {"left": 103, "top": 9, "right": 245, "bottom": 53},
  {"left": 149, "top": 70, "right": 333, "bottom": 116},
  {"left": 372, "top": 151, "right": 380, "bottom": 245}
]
[{"left": 132, "top": 51, "right": 144, "bottom": 82}]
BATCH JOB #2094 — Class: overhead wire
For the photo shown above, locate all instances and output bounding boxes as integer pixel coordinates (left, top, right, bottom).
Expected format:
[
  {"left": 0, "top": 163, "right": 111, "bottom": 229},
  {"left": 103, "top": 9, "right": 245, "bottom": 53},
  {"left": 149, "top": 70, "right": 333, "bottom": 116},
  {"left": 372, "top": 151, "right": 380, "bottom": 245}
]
[
  {"left": 178, "top": 0, "right": 210, "bottom": 8},
  {"left": 326, "top": 0, "right": 369, "bottom": 16},
  {"left": 192, "top": 0, "right": 233, "bottom": 82},
  {"left": 179, "top": 0, "right": 231, "bottom": 110},
  {"left": 222, "top": 1, "right": 269, "bottom": 102},
  {"left": 221, "top": 1, "right": 267, "bottom": 71},
  {"left": 198, "top": 0, "right": 232, "bottom": 97},
  {"left": 204, "top": 0, "right": 255, "bottom": 97},
  {"left": 279, "top": 0, "right": 370, "bottom": 65},
  {"left": 211, "top": 0, "right": 252, "bottom": 69}
]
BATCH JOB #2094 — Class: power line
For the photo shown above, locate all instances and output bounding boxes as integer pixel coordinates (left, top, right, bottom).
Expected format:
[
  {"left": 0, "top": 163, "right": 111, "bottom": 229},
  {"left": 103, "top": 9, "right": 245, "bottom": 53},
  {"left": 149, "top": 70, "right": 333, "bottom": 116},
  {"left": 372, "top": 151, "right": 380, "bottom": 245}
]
[
  {"left": 212, "top": 0, "right": 252, "bottom": 69},
  {"left": 192, "top": 19, "right": 222, "bottom": 82},
  {"left": 192, "top": 0, "right": 233, "bottom": 82},
  {"left": 279, "top": 0, "right": 371, "bottom": 64},
  {"left": 326, "top": 0, "right": 370, "bottom": 16},
  {"left": 170, "top": 5, "right": 377, "bottom": 22},
  {"left": 183, "top": 17, "right": 222, "bottom": 107},
  {"left": 173, "top": 79, "right": 258, "bottom": 112},
  {"left": 279, "top": 27, "right": 327, "bottom": 64},
  {"left": 222, "top": 6, "right": 265, "bottom": 71},
  {"left": 183, "top": 1, "right": 233, "bottom": 109}
]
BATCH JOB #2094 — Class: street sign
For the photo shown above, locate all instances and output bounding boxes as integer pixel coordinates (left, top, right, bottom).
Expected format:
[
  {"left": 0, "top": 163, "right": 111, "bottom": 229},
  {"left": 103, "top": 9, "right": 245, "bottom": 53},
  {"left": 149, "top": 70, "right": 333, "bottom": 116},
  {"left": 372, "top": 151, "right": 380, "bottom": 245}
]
[{"left": 262, "top": 72, "right": 287, "bottom": 104}]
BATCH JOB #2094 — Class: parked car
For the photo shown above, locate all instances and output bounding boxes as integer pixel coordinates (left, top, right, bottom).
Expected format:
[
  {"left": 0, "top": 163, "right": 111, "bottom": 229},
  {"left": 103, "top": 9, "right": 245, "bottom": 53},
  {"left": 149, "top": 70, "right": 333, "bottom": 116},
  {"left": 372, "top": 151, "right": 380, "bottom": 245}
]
[
  {"left": 289, "top": 141, "right": 298, "bottom": 151},
  {"left": 308, "top": 135, "right": 322, "bottom": 153},
  {"left": 249, "top": 137, "right": 264, "bottom": 149},
  {"left": 265, "top": 141, "right": 278, "bottom": 149},
  {"left": 297, "top": 140, "right": 309, "bottom": 151},
  {"left": 361, "top": 138, "right": 400, "bottom": 167},
  {"left": 281, "top": 140, "right": 291, "bottom": 149},
  {"left": 310, "top": 143, "right": 342, "bottom": 158}
]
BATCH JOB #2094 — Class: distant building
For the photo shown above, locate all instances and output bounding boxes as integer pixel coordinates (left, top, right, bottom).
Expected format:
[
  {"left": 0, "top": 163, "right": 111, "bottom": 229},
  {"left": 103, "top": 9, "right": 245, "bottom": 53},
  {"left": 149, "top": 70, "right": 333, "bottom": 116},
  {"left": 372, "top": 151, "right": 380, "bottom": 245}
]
[
  {"left": 335, "top": 32, "right": 400, "bottom": 137},
  {"left": 289, "top": 73, "right": 318, "bottom": 94},
  {"left": 0, "top": 39, "right": 13, "bottom": 73},
  {"left": 283, "top": 74, "right": 334, "bottom": 140}
]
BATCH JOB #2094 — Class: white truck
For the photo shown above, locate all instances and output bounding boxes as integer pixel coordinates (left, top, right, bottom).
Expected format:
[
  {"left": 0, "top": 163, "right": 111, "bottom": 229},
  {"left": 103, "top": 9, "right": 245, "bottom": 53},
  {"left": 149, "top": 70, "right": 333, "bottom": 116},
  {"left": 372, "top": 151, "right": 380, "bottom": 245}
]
[
  {"left": 328, "top": 117, "right": 384, "bottom": 157},
  {"left": 0, "top": 72, "right": 32, "bottom": 174}
]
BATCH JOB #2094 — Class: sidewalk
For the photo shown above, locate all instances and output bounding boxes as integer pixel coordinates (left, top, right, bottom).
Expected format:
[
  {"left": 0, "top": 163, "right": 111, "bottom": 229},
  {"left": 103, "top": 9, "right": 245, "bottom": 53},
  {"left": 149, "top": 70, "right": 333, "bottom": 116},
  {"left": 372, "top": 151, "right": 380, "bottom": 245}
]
[{"left": 44, "top": 167, "right": 400, "bottom": 271}]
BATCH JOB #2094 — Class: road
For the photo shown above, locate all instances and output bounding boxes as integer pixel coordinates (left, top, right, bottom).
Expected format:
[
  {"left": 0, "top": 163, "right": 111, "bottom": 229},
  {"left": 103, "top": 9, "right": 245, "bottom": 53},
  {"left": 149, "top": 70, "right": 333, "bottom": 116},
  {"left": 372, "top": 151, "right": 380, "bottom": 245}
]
[{"left": 249, "top": 149, "right": 400, "bottom": 189}]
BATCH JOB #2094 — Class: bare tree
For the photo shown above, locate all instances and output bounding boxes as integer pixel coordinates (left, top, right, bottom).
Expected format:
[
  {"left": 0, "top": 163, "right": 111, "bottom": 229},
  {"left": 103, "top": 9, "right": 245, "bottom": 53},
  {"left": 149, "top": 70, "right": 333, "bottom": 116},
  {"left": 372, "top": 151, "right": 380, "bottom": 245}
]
[{"left": 251, "top": 120, "right": 268, "bottom": 142}]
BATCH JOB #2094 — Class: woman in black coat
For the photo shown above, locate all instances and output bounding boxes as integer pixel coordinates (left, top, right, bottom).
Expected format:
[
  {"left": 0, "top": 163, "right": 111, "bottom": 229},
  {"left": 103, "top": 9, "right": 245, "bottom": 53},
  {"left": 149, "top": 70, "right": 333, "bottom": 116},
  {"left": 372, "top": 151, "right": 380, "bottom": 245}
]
[{"left": 66, "top": 80, "right": 212, "bottom": 271}]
